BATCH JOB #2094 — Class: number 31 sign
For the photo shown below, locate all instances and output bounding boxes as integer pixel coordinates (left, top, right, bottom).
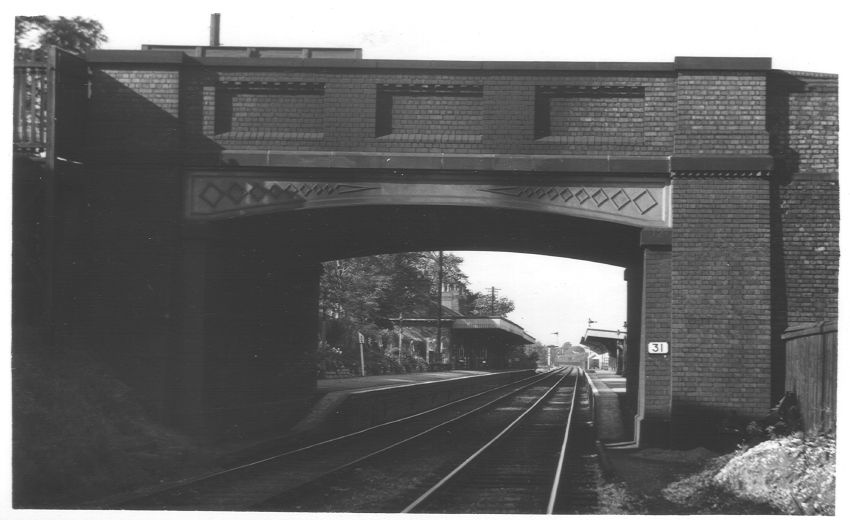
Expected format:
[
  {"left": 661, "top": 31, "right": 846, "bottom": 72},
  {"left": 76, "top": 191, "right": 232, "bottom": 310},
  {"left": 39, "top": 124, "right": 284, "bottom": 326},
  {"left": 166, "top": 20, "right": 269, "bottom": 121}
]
[{"left": 647, "top": 342, "right": 669, "bottom": 355}]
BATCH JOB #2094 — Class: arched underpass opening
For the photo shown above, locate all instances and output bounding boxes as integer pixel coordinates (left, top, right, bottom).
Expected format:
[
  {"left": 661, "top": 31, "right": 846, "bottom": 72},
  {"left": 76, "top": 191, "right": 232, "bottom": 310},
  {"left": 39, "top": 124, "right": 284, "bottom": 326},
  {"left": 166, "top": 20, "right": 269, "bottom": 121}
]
[
  {"left": 317, "top": 249, "right": 627, "bottom": 374},
  {"left": 182, "top": 204, "right": 654, "bottom": 439}
]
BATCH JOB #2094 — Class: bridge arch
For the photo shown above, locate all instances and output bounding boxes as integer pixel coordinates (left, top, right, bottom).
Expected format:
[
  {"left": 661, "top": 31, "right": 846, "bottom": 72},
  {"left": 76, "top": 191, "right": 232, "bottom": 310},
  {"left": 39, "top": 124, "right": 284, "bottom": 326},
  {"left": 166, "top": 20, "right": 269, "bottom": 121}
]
[{"left": 179, "top": 187, "right": 663, "bottom": 438}]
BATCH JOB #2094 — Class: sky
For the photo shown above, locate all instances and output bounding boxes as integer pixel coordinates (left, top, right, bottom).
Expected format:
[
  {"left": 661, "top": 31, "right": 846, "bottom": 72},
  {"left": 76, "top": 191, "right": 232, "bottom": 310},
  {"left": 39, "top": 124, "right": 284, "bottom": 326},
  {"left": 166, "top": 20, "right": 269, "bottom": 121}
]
[
  {"left": 453, "top": 252, "right": 626, "bottom": 345},
  {"left": 3, "top": 2, "right": 848, "bottom": 517},
  {"left": 71, "top": 2, "right": 844, "bottom": 72}
]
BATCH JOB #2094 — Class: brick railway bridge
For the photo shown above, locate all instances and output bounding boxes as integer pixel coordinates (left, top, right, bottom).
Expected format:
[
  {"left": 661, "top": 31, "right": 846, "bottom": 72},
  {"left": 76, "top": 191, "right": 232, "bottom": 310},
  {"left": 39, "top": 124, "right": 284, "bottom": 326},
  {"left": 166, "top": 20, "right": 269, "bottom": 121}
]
[{"left": 13, "top": 46, "right": 838, "bottom": 445}]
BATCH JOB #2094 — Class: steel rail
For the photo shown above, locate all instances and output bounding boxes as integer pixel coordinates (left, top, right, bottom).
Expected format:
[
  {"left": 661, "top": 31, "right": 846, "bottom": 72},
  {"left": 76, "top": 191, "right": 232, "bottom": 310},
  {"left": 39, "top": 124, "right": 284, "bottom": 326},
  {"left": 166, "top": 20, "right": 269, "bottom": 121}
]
[
  {"left": 111, "top": 368, "right": 562, "bottom": 507},
  {"left": 546, "top": 369, "right": 581, "bottom": 514},
  {"left": 252, "top": 369, "right": 570, "bottom": 505},
  {"left": 401, "top": 367, "right": 574, "bottom": 513}
]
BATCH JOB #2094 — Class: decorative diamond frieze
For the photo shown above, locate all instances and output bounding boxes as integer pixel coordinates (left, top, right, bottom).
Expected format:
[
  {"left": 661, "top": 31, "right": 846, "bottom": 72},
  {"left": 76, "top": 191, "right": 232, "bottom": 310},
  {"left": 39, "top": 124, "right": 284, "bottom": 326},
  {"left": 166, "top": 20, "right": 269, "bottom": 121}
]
[
  {"left": 559, "top": 188, "right": 575, "bottom": 203},
  {"left": 479, "top": 184, "right": 665, "bottom": 223},
  {"left": 575, "top": 188, "right": 590, "bottom": 204},
  {"left": 610, "top": 189, "right": 631, "bottom": 210},
  {"left": 631, "top": 189, "right": 659, "bottom": 214},
  {"left": 590, "top": 188, "right": 610, "bottom": 207},
  {"left": 199, "top": 184, "right": 225, "bottom": 208},
  {"left": 190, "top": 173, "right": 666, "bottom": 225},
  {"left": 193, "top": 179, "right": 377, "bottom": 214}
]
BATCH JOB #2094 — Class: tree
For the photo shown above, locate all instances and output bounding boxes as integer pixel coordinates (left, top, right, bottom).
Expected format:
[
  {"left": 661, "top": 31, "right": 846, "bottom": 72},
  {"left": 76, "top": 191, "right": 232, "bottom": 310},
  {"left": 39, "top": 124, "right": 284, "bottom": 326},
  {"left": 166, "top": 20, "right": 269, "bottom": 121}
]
[
  {"left": 464, "top": 291, "right": 516, "bottom": 317},
  {"left": 415, "top": 251, "right": 469, "bottom": 299},
  {"left": 319, "top": 252, "right": 433, "bottom": 331},
  {"left": 15, "top": 16, "right": 107, "bottom": 61}
]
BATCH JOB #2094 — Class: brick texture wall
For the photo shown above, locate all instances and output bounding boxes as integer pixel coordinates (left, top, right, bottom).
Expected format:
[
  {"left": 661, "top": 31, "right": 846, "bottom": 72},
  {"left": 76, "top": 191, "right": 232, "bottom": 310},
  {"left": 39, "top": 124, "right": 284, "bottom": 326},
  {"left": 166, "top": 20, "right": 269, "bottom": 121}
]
[
  {"left": 210, "top": 83, "right": 325, "bottom": 148},
  {"left": 675, "top": 72, "right": 769, "bottom": 155},
  {"left": 376, "top": 85, "right": 484, "bottom": 141},
  {"left": 538, "top": 86, "right": 646, "bottom": 145},
  {"left": 671, "top": 175, "right": 773, "bottom": 423},
  {"left": 175, "top": 68, "right": 678, "bottom": 156},
  {"left": 88, "top": 66, "right": 182, "bottom": 161},
  {"left": 82, "top": 65, "right": 185, "bottom": 419},
  {"left": 641, "top": 247, "right": 672, "bottom": 421},
  {"left": 769, "top": 71, "right": 839, "bottom": 326}
]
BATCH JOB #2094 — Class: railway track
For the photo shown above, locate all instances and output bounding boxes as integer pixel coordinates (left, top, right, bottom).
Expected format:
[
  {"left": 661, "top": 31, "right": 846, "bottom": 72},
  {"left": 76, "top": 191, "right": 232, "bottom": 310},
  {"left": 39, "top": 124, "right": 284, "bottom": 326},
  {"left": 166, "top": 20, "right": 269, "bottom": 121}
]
[
  {"left": 402, "top": 368, "right": 579, "bottom": 514},
  {"left": 257, "top": 367, "right": 579, "bottom": 513},
  {"left": 112, "top": 368, "right": 569, "bottom": 511}
]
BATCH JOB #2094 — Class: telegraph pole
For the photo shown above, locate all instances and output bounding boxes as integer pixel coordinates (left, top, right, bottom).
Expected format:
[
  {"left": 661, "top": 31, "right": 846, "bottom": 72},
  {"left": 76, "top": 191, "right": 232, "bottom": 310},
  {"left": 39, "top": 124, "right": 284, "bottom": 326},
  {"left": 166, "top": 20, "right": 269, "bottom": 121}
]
[
  {"left": 435, "top": 250, "right": 444, "bottom": 363},
  {"left": 486, "top": 286, "right": 500, "bottom": 315},
  {"left": 398, "top": 313, "right": 403, "bottom": 361}
]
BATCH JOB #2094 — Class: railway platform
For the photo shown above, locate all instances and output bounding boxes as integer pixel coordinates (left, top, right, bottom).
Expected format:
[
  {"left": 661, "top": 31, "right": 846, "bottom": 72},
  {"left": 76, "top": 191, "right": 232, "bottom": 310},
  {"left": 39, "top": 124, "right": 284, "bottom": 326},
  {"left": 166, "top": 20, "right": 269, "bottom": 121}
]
[
  {"left": 293, "top": 369, "right": 535, "bottom": 435},
  {"left": 585, "top": 370, "right": 629, "bottom": 442},
  {"left": 217, "top": 368, "right": 538, "bottom": 464},
  {"left": 282, "top": 368, "right": 631, "bottom": 444},
  {"left": 224, "top": 368, "right": 629, "bottom": 465},
  {"left": 316, "top": 369, "right": 491, "bottom": 393}
]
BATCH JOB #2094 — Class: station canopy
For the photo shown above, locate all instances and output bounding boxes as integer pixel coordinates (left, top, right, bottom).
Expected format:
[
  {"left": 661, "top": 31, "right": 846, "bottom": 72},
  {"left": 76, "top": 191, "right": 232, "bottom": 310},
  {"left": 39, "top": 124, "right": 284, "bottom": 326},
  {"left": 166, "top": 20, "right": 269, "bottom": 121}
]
[
  {"left": 581, "top": 328, "right": 626, "bottom": 356},
  {"left": 452, "top": 317, "right": 536, "bottom": 346}
]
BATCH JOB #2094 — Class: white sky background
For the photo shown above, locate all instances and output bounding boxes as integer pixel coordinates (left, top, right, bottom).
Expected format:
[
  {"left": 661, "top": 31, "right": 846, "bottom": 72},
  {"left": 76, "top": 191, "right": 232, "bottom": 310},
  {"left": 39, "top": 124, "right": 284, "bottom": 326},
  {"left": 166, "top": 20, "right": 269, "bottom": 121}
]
[
  {"left": 453, "top": 252, "right": 626, "bottom": 345},
  {"left": 2, "top": 1, "right": 849, "bottom": 518}
]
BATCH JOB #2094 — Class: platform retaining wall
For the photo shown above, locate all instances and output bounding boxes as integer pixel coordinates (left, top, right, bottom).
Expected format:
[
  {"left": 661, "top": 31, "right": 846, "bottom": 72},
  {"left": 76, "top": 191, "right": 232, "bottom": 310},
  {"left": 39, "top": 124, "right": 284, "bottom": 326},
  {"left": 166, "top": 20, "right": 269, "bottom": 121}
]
[{"left": 327, "top": 370, "right": 537, "bottom": 433}]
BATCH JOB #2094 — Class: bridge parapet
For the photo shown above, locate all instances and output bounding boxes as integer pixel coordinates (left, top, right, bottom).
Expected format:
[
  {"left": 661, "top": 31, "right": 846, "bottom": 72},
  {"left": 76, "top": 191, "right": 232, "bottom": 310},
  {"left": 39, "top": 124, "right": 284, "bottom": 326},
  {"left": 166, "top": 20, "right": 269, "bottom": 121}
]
[{"left": 85, "top": 51, "right": 777, "bottom": 165}]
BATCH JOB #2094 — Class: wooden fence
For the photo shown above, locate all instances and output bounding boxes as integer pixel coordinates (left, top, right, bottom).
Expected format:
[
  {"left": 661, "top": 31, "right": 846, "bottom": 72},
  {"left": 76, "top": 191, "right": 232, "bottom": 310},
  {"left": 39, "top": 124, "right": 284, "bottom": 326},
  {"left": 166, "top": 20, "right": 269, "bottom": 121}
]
[
  {"left": 783, "top": 320, "right": 837, "bottom": 434},
  {"left": 13, "top": 62, "right": 48, "bottom": 153}
]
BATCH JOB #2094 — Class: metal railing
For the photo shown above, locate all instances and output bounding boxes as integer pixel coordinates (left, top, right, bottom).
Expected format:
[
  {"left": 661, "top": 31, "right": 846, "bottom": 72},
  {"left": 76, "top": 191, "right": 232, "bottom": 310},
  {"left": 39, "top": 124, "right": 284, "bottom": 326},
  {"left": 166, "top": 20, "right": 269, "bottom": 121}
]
[{"left": 13, "top": 62, "right": 49, "bottom": 154}]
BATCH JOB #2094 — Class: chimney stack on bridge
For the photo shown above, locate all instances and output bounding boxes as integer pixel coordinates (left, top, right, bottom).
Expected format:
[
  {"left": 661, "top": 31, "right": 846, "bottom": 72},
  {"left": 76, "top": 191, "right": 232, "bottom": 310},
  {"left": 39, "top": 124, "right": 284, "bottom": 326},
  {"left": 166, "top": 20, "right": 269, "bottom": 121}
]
[{"left": 210, "top": 13, "right": 221, "bottom": 47}]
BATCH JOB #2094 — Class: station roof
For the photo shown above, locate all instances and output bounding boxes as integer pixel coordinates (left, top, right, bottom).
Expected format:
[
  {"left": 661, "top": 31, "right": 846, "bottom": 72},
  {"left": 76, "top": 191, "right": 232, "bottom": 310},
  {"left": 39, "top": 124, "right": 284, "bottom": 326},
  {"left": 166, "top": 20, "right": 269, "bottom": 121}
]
[
  {"left": 581, "top": 328, "right": 626, "bottom": 355},
  {"left": 583, "top": 328, "right": 626, "bottom": 341},
  {"left": 452, "top": 317, "right": 536, "bottom": 345}
]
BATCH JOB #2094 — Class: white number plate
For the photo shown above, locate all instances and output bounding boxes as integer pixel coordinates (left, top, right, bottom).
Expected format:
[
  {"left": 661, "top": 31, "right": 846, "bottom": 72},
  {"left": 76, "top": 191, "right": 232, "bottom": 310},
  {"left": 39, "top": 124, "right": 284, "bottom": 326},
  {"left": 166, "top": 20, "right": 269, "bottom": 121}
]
[{"left": 647, "top": 342, "right": 669, "bottom": 354}]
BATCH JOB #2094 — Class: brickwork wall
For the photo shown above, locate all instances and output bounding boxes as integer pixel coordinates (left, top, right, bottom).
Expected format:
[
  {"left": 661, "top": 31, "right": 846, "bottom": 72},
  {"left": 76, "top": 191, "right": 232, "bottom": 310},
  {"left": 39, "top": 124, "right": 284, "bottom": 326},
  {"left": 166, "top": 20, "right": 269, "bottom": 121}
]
[
  {"left": 211, "top": 84, "right": 325, "bottom": 148},
  {"left": 88, "top": 67, "right": 181, "bottom": 160},
  {"left": 540, "top": 87, "right": 645, "bottom": 145},
  {"left": 82, "top": 65, "right": 186, "bottom": 419},
  {"left": 69, "top": 166, "right": 183, "bottom": 419},
  {"left": 379, "top": 91, "right": 483, "bottom": 139},
  {"left": 769, "top": 71, "right": 839, "bottom": 325},
  {"left": 226, "top": 91, "right": 323, "bottom": 131},
  {"left": 671, "top": 175, "right": 773, "bottom": 422},
  {"left": 675, "top": 72, "right": 769, "bottom": 155},
  {"left": 642, "top": 247, "right": 672, "bottom": 421},
  {"left": 203, "top": 243, "right": 319, "bottom": 434},
  {"left": 177, "top": 69, "right": 677, "bottom": 156}
]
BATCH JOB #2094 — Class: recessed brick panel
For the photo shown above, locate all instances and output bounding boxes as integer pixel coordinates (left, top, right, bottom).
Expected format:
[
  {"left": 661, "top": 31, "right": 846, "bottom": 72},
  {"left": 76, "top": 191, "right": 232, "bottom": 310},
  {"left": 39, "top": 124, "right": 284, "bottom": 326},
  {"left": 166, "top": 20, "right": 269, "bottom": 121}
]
[
  {"left": 375, "top": 85, "right": 483, "bottom": 142},
  {"left": 209, "top": 82, "right": 324, "bottom": 147},
  {"left": 535, "top": 86, "right": 645, "bottom": 145}
]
